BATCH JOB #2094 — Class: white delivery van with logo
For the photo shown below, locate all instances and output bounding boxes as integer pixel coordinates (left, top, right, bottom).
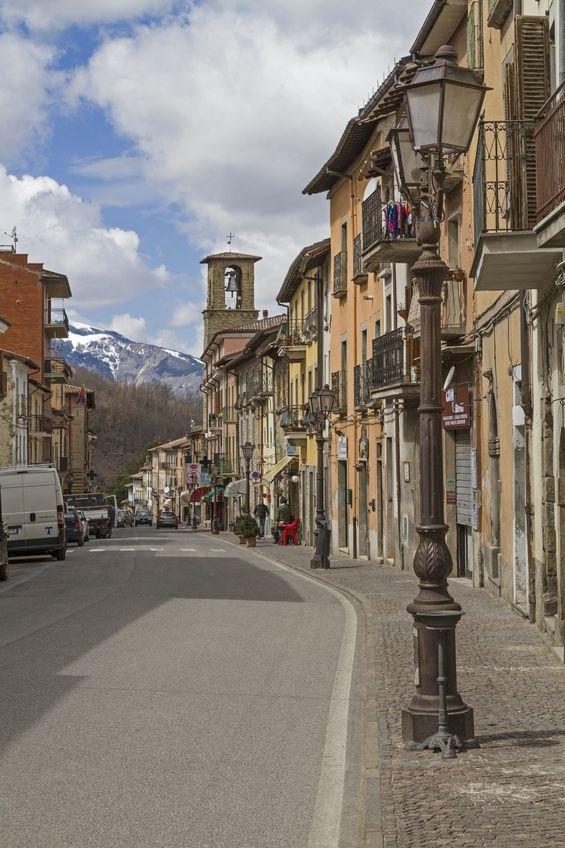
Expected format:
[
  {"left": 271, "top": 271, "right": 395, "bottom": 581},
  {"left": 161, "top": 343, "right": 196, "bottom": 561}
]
[{"left": 0, "top": 465, "right": 66, "bottom": 560}]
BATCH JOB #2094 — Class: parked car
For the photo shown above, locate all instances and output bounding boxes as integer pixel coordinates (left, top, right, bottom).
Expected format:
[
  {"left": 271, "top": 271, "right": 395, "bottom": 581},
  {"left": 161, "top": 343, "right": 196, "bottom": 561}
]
[
  {"left": 134, "top": 510, "right": 151, "bottom": 526},
  {"left": 156, "top": 511, "right": 178, "bottom": 529},
  {"left": 65, "top": 508, "right": 84, "bottom": 546},
  {"left": 116, "top": 507, "right": 126, "bottom": 527},
  {"left": 0, "top": 521, "right": 8, "bottom": 580},
  {"left": 0, "top": 465, "right": 66, "bottom": 560}
]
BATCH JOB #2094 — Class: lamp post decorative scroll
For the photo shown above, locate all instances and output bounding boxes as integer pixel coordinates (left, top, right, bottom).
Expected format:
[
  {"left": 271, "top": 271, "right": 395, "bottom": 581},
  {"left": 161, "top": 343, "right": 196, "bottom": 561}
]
[
  {"left": 310, "top": 384, "right": 335, "bottom": 570},
  {"left": 242, "top": 441, "right": 254, "bottom": 515},
  {"left": 392, "top": 45, "right": 488, "bottom": 751}
]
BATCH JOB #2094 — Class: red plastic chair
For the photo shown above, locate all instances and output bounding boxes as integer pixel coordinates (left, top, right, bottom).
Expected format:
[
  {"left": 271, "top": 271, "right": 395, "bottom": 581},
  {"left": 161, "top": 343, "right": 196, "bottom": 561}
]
[{"left": 281, "top": 519, "right": 300, "bottom": 546}]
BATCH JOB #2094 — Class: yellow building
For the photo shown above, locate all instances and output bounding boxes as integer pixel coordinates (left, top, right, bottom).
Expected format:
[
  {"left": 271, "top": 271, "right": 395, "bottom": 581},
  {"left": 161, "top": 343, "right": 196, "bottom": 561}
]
[{"left": 276, "top": 239, "right": 330, "bottom": 546}]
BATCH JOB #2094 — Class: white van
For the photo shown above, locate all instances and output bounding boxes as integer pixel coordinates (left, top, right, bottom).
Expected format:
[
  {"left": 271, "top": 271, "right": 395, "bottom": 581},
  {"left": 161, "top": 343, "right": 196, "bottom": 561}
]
[{"left": 0, "top": 465, "right": 66, "bottom": 560}]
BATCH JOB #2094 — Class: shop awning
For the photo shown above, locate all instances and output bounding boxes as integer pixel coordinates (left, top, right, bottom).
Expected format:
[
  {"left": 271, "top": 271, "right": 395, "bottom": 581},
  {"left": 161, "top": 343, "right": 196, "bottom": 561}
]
[
  {"left": 185, "top": 485, "right": 210, "bottom": 502},
  {"left": 223, "top": 478, "right": 247, "bottom": 498},
  {"left": 262, "top": 454, "right": 293, "bottom": 484},
  {"left": 202, "top": 486, "right": 224, "bottom": 500}
]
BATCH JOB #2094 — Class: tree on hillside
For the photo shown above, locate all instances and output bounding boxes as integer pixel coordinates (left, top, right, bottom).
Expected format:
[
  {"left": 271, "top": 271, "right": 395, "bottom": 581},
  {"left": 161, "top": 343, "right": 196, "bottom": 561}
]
[{"left": 72, "top": 367, "right": 200, "bottom": 491}]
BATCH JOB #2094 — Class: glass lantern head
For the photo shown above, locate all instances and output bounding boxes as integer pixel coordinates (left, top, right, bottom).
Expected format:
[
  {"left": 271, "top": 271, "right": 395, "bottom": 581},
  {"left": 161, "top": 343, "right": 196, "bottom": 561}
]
[
  {"left": 404, "top": 45, "right": 488, "bottom": 155},
  {"left": 242, "top": 441, "right": 254, "bottom": 461}
]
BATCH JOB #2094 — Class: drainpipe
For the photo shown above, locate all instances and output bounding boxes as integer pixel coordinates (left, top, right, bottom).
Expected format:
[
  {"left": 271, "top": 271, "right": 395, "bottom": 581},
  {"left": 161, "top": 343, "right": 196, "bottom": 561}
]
[
  {"left": 559, "top": 0, "right": 565, "bottom": 85},
  {"left": 520, "top": 290, "right": 535, "bottom": 620},
  {"left": 391, "top": 265, "right": 405, "bottom": 570}
]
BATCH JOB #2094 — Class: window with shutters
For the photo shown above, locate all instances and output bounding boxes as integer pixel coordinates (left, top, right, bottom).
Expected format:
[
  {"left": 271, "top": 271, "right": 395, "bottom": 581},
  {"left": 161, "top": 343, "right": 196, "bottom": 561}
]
[{"left": 467, "top": 1, "right": 484, "bottom": 71}]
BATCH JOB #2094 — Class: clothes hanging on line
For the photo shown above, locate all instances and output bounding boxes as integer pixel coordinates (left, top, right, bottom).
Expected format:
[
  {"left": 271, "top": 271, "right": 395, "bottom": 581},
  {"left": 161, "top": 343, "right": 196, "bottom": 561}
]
[{"left": 384, "top": 201, "right": 414, "bottom": 238}]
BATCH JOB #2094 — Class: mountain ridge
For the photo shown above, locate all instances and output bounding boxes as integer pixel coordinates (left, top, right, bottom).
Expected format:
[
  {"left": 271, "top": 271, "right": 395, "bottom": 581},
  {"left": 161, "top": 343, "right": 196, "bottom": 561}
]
[{"left": 56, "top": 321, "right": 202, "bottom": 400}]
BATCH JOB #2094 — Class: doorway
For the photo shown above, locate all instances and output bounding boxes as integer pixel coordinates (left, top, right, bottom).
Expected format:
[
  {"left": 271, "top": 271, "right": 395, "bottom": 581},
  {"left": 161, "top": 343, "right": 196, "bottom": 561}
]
[
  {"left": 358, "top": 464, "right": 369, "bottom": 558},
  {"left": 376, "top": 441, "right": 384, "bottom": 559},
  {"left": 385, "top": 436, "right": 394, "bottom": 561},
  {"left": 513, "top": 423, "right": 528, "bottom": 607},
  {"left": 455, "top": 429, "right": 473, "bottom": 578},
  {"left": 338, "top": 460, "right": 348, "bottom": 549}
]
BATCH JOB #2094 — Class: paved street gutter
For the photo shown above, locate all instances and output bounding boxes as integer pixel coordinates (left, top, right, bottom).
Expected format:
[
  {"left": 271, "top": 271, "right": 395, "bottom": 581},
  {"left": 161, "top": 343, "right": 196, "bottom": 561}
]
[{"left": 219, "top": 533, "right": 565, "bottom": 848}]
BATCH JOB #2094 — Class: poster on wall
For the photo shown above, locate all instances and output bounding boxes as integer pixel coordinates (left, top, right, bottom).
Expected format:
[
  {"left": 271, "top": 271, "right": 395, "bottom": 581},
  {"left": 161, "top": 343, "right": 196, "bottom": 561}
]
[
  {"left": 442, "top": 382, "right": 471, "bottom": 429},
  {"left": 337, "top": 435, "right": 348, "bottom": 461}
]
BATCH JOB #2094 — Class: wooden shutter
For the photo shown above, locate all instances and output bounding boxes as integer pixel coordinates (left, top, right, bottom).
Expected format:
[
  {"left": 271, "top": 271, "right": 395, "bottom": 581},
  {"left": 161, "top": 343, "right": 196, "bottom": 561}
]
[
  {"left": 515, "top": 16, "right": 550, "bottom": 121},
  {"left": 515, "top": 16, "right": 550, "bottom": 228}
]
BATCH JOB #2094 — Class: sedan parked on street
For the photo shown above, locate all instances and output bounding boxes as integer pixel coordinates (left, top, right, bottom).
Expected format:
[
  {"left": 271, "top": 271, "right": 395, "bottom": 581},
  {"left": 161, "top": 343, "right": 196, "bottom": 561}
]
[
  {"left": 156, "top": 511, "right": 178, "bottom": 529},
  {"left": 64, "top": 509, "right": 84, "bottom": 547},
  {"left": 134, "top": 510, "right": 152, "bottom": 526}
]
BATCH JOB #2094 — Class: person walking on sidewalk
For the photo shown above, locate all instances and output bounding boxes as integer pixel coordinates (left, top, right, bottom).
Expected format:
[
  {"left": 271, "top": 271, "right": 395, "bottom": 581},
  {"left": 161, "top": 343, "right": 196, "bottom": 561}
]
[
  {"left": 253, "top": 501, "right": 269, "bottom": 538},
  {"left": 273, "top": 497, "right": 292, "bottom": 544}
]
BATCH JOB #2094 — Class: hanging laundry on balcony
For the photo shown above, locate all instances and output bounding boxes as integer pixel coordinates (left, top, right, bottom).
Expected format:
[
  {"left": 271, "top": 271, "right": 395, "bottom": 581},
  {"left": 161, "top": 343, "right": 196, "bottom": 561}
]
[{"left": 385, "top": 202, "right": 413, "bottom": 238}]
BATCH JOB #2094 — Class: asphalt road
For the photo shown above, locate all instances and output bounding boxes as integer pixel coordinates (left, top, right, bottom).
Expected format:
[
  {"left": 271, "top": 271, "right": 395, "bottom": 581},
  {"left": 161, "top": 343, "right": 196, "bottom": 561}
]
[{"left": 0, "top": 528, "right": 358, "bottom": 848}]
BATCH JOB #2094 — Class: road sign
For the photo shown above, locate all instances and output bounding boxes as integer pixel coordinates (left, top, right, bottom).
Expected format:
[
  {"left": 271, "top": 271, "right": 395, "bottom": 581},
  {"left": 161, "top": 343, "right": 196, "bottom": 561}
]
[{"left": 187, "top": 462, "right": 201, "bottom": 484}]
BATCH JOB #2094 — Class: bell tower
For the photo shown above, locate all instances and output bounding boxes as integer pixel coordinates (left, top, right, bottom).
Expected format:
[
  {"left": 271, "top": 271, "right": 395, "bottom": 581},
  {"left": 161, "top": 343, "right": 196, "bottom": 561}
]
[{"left": 201, "top": 251, "right": 260, "bottom": 350}]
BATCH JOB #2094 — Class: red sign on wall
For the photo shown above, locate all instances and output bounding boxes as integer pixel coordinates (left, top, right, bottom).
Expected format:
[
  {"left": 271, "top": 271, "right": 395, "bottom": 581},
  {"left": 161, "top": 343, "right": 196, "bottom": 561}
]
[{"left": 442, "top": 382, "right": 471, "bottom": 429}]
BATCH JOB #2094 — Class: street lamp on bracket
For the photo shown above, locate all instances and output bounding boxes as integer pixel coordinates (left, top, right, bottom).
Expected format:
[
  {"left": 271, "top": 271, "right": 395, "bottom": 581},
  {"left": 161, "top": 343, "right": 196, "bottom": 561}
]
[{"left": 393, "top": 45, "right": 488, "bottom": 757}]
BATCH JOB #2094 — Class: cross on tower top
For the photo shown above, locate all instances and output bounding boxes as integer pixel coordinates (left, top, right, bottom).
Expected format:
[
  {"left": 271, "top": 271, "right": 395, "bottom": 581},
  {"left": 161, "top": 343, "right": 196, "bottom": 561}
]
[{"left": 226, "top": 232, "right": 236, "bottom": 251}]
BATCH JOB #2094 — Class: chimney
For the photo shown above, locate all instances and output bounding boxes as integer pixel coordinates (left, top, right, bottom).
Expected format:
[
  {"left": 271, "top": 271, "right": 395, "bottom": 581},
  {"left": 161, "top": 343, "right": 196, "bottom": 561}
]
[{"left": 262, "top": 309, "right": 268, "bottom": 318}]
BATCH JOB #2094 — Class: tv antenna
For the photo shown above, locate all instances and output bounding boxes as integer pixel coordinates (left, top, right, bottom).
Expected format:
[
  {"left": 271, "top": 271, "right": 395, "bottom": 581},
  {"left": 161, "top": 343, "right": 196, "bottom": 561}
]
[{"left": 2, "top": 226, "right": 18, "bottom": 253}]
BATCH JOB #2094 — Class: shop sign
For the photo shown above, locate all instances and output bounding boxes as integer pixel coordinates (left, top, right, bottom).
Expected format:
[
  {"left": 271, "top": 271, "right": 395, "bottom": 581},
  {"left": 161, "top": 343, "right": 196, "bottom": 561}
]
[
  {"left": 186, "top": 462, "right": 201, "bottom": 485},
  {"left": 442, "top": 382, "right": 471, "bottom": 429},
  {"left": 337, "top": 435, "right": 348, "bottom": 461},
  {"left": 446, "top": 477, "right": 456, "bottom": 504}
]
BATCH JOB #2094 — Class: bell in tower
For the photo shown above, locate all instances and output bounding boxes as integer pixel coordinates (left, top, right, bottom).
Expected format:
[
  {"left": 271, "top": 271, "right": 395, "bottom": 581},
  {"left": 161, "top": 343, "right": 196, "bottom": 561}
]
[{"left": 201, "top": 249, "right": 261, "bottom": 352}]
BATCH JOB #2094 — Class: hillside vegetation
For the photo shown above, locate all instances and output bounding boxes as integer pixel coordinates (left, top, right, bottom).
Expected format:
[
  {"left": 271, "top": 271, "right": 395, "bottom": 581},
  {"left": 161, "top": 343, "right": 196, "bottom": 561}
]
[{"left": 72, "top": 367, "right": 200, "bottom": 494}]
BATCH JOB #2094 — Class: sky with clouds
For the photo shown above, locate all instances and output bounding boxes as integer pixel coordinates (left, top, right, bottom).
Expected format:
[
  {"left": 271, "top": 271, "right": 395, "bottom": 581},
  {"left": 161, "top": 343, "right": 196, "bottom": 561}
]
[{"left": 0, "top": 0, "right": 425, "bottom": 355}]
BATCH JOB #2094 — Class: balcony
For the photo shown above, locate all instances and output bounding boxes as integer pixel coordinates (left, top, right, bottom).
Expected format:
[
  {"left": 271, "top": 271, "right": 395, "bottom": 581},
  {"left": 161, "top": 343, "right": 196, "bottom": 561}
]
[
  {"left": 487, "top": 0, "right": 512, "bottom": 30},
  {"left": 208, "top": 412, "right": 222, "bottom": 431},
  {"left": 331, "top": 371, "right": 347, "bottom": 417},
  {"left": 279, "top": 319, "right": 307, "bottom": 361},
  {"left": 29, "top": 414, "right": 53, "bottom": 435},
  {"left": 369, "top": 328, "right": 419, "bottom": 401},
  {"left": 535, "top": 83, "right": 565, "bottom": 248},
  {"left": 251, "top": 371, "right": 273, "bottom": 400},
  {"left": 44, "top": 307, "right": 69, "bottom": 339},
  {"left": 362, "top": 191, "right": 419, "bottom": 269},
  {"left": 44, "top": 356, "right": 72, "bottom": 384},
  {"left": 353, "top": 364, "right": 371, "bottom": 411},
  {"left": 352, "top": 234, "right": 368, "bottom": 285},
  {"left": 279, "top": 405, "right": 307, "bottom": 442},
  {"left": 333, "top": 251, "right": 348, "bottom": 298},
  {"left": 472, "top": 119, "right": 562, "bottom": 291},
  {"left": 409, "top": 274, "right": 467, "bottom": 340}
]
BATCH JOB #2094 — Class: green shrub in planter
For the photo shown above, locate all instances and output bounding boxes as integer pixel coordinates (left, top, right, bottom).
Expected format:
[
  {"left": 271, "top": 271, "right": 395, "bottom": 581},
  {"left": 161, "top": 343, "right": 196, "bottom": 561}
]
[{"left": 239, "top": 515, "right": 259, "bottom": 538}]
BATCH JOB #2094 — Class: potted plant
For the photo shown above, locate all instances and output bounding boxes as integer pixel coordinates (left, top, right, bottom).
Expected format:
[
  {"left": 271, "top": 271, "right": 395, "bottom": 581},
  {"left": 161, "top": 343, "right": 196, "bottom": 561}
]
[
  {"left": 233, "top": 516, "right": 247, "bottom": 544},
  {"left": 239, "top": 514, "right": 259, "bottom": 547}
]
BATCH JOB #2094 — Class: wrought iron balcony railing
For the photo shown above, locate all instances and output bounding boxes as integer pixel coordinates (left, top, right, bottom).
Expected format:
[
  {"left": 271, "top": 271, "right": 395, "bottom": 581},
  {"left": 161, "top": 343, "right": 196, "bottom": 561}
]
[
  {"left": 352, "top": 233, "right": 367, "bottom": 282},
  {"left": 371, "top": 328, "right": 418, "bottom": 390},
  {"left": 353, "top": 364, "right": 371, "bottom": 409},
  {"left": 535, "top": 82, "right": 565, "bottom": 223},
  {"left": 333, "top": 251, "right": 348, "bottom": 297},
  {"left": 252, "top": 370, "right": 273, "bottom": 398},
  {"left": 473, "top": 119, "right": 535, "bottom": 247},
  {"left": 362, "top": 191, "right": 415, "bottom": 254},
  {"left": 282, "top": 319, "right": 307, "bottom": 345},
  {"left": 331, "top": 370, "right": 347, "bottom": 416},
  {"left": 279, "top": 405, "right": 305, "bottom": 431}
]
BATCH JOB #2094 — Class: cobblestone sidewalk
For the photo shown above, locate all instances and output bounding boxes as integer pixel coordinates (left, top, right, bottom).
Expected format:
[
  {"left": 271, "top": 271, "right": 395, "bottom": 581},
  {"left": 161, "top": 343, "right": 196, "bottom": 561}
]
[{"left": 239, "top": 535, "right": 565, "bottom": 848}]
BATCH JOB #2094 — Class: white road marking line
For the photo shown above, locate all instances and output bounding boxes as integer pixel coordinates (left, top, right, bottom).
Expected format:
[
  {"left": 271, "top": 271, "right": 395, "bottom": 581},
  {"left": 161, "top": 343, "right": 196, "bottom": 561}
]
[
  {"left": 180, "top": 548, "right": 196, "bottom": 552},
  {"left": 221, "top": 537, "right": 357, "bottom": 848},
  {"left": 89, "top": 549, "right": 106, "bottom": 553},
  {"left": 210, "top": 548, "right": 226, "bottom": 552},
  {"left": 149, "top": 548, "right": 164, "bottom": 552},
  {"left": 119, "top": 548, "right": 136, "bottom": 551}
]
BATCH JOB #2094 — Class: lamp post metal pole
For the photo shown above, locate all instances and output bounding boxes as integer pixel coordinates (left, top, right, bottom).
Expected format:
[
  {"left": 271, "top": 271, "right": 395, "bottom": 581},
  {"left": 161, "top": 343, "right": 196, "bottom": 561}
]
[
  {"left": 401, "top": 214, "right": 474, "bottom": 747},
  {"left": 245, "top": 459, "right": 251, "bottom": 515}
]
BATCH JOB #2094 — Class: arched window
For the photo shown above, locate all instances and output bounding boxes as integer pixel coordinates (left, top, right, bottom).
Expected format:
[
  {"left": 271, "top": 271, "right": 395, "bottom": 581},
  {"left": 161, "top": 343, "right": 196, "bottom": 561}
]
[{"left": 224, "top": 266, "right": 242, "bottom": 309}]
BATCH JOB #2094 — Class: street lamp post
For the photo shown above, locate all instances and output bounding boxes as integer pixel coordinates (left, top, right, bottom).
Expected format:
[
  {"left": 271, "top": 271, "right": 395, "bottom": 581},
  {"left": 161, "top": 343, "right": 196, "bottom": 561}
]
[
  {"left": 391, "top": 46, "right": 488, "bottom": 752},
  {"left": 309, "top": 384, "right": 336, "bottom": 569},
  {"left": 242, "top": 441, "right": 254, "bottom": 515}
]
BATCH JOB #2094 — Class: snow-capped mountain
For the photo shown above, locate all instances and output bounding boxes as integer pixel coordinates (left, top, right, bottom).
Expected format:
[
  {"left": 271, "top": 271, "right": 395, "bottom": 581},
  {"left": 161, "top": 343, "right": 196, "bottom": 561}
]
[{"left": 56, "top": 322, "right": 202, "bottom": 399}]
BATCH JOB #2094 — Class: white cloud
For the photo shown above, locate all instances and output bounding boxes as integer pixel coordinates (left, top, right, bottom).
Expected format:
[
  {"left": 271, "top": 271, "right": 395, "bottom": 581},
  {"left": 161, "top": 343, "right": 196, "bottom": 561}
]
[
  {"left": 71, "top": 2, "right": 424, "bottom": 309},
  {"left": 169, "top": 301, "right": 202, "bottom": 328},
  {"left": 0, "top": 33, "right": 55, "bottom": 162},
  {"left": 0, "top": 166, "right": 169, "bottom": 309},
  {"left": 0, "top": 0, "right": 178, "bottom": 30},
  {"left": 109, "top": 313, "right": 147, "bottom": 340}
]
